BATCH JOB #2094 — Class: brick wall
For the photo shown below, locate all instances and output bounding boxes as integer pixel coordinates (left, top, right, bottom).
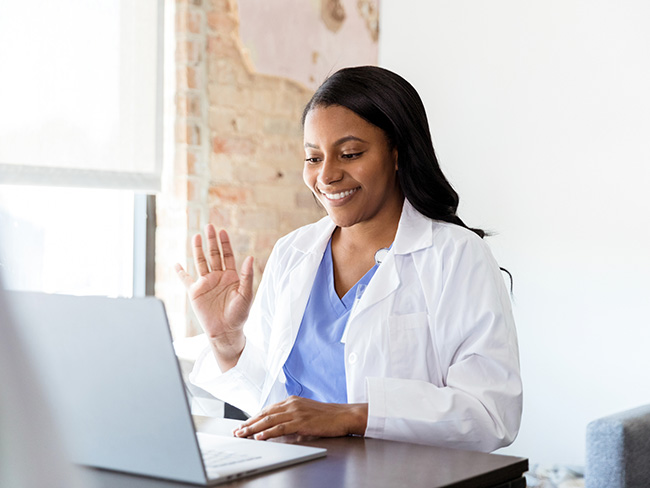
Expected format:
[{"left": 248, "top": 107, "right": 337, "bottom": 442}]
[
  {"left": 157, "top": 0, "right": 323, "bottom": 338},
  {"left": 157, "top": 0, "right": 377, "bottom": 338}
]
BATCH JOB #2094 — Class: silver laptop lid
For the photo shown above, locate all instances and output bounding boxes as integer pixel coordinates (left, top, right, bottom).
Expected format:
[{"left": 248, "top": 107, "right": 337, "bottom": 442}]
[{"left": 9, "top": 291, "right": 208, "bottom": 485}]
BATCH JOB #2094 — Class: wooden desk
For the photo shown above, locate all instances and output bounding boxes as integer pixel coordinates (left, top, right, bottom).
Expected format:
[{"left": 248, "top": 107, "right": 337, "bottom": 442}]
[{"left": 86, "top": 431, "right": 527, "bottom": 488}]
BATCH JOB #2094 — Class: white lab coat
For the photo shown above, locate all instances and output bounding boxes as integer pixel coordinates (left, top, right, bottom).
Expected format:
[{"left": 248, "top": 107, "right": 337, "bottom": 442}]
[{"left": 190, "top": 199, "right": 522, "bottom": 452}]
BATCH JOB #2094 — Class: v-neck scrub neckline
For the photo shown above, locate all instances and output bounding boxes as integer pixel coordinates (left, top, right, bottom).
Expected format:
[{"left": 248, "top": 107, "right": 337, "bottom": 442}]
[{"left": 282, "top": 239, "right": 380, "bottom": 403}]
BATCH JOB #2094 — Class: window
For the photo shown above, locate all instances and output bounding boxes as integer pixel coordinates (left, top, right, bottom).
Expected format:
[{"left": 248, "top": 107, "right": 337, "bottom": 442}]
[
  {"left": 0, "top": 186, "right": 154, "bottom": 297},
  {"left": 0, "top": 1, "right": 163, "bottom": 298},
  {"left": 0, "top": 1, "right": 163, "bottom": 191}
]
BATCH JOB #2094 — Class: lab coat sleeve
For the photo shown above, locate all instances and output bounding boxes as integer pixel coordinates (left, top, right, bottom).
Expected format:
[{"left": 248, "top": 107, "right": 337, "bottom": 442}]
[
  {"left": 189, "top": 243, "right": 282, "bottom": 416},
  {"left": 365, "top": 232, "right": 522, "bottom": 452}
]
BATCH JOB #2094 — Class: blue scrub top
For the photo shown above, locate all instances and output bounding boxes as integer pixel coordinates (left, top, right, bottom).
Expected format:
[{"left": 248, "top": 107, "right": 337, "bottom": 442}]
[{"left": 283, "top": 239, "right": 379, "bottom": 403}]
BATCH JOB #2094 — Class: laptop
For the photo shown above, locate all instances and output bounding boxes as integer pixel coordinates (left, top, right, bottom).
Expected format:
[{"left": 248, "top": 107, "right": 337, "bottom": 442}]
[{"left": 7, "top": 291, "right": 326, "bottom": 485}]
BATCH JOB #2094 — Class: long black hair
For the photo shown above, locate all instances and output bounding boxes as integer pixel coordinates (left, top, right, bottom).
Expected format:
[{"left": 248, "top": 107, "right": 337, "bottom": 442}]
[{"left": 301, "top": 65, "right": 486, "bottom": 238}]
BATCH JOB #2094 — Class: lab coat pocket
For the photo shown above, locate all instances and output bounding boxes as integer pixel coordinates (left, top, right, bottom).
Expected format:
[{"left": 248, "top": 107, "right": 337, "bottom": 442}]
[{"left": 387, "top": 312, "right": 431, "bottom": 380}]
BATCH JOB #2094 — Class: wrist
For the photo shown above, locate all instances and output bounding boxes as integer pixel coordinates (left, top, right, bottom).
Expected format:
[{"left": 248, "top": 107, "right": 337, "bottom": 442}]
[
  {"left": 346, "top": 403, "right": 369, "bottom": 436},
  {"left": 209, "top": 333, "right": 245, "bottom": 372}
]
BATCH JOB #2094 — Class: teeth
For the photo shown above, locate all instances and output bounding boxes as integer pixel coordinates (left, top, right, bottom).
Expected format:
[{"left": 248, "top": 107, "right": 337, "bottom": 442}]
[{"left": 322, "top": 188, "right": 359, "bottom": 200}]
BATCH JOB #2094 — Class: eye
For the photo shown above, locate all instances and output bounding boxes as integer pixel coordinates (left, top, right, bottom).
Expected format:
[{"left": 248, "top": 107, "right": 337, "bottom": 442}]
[
  {"left": 304, "top": 157, "right": 321, "bottom": 164},
  {"left": 341, "top": 152, "right": 363, "bottom": 160}
]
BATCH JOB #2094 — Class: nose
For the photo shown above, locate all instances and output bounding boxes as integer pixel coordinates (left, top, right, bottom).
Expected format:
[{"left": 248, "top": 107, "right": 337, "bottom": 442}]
[{"left": 317, "top": 156, "right": 343, "bottom": 186}]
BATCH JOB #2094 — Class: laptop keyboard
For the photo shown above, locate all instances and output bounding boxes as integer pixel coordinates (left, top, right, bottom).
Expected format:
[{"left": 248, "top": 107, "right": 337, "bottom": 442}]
[{"left": 202, "top": 448, "right": 261, "bottom": 469}]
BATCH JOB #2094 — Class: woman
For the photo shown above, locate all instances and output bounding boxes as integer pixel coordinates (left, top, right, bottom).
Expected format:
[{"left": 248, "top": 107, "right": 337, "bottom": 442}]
[{"left": 176, "top": 66, "right": 522, "bottom": 452}]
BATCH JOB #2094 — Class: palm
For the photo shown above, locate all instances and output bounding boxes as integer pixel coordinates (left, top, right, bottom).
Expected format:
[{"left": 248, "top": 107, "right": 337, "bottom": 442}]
[
  {"left": 176, "top": 226, "right": 254, "bottom": 340},
  {"left": 186, "top": 267, "right": 250, "bottom": 337}
]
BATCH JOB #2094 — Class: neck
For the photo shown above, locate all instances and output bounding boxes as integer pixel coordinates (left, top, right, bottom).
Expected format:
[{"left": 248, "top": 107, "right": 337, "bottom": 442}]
[{"left": 333, "top": 198, "right": 403, "bottom": 255}]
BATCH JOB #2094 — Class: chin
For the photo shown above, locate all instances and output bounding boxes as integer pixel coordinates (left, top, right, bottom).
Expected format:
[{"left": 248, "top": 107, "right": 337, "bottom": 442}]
[{"left": 326, "top": 212, "right": 361, "bottom": 228}]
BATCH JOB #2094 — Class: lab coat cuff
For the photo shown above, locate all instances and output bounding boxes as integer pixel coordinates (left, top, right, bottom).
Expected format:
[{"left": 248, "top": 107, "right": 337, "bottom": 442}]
[
  {"left": 364, "top": 377, "right": 387, "bottom": 439},
  {"left": 189, "top": 339, "right": 266, "bottom": 415}
]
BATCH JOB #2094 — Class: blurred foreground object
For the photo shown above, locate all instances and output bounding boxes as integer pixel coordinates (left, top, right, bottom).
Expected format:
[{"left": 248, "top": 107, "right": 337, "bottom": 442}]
[
  {"left": 586, "top": 404, "right": 650, "bottom": 488},
  {"left": 0, "top": 277, "right": 88, "bottom": 488}
]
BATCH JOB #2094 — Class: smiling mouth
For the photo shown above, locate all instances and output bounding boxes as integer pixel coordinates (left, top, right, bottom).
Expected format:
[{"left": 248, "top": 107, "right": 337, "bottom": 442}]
[{"left": 319, "top": 187, "right": 360, "bottom": 200}]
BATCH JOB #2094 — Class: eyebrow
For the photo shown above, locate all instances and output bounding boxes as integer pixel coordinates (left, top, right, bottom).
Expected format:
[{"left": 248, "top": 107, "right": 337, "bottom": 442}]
[{"left": 304, "top": 135, "right": 368, "bottom": 149}]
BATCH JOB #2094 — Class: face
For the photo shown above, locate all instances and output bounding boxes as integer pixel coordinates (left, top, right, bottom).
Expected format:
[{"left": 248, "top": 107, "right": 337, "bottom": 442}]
[{"left": 303, "top": 105, "right": 403, "bottom": 229}]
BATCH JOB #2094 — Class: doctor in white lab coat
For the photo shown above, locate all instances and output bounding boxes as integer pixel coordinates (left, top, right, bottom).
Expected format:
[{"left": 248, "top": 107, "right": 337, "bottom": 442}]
[{"left": 177, "top": 66, "right": 522, "bottom": 452}]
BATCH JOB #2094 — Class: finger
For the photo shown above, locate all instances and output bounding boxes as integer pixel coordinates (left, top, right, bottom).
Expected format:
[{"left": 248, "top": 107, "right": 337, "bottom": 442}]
[
  {"left": 234, "top": 399, "right": 289, "bottom": 432},
  {"left": 238, "top": 256, "right": 254, "bottom": 301},
  {"left": 234, "top": 404, "right": 287, "bottom": 434},
  {"left": 234, "top": 409, "right": 268, "bottom": 432},
  {"left": 218, "top": 229, "right": 237, "bottom": 271},
  {"left": 192, "top": 233, "right": 210, "bottom": 276},
  {"left": 174, "top": 263, "right": 194, "bottom": 289},
  {"left": 205, "top": 224, "right": 222, "bottom": 271},
  {"left": 252, "top": 422, "right": 296, "bottom": 441},
  {"left": 234, "top": 412, "right": 293, "bottom": 439}
]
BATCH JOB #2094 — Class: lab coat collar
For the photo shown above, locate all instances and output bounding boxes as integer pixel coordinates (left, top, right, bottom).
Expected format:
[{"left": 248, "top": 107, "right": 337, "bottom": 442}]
[
  {"left": 392, "top": 199, "right": 434, "bottom": 255},
  {"left": 289, "top": 198, "right": 433, "bottom": 257},
  {"left": 289, "top": 215, "right": 336, "bottom": 257},
  {"left": 343, "top": 199, "right": 434, "bottom": 326}
]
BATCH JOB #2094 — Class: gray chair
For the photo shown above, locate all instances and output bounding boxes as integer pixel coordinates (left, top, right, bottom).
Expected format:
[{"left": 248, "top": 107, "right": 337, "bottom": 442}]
[{"left": 585, "top": 404, "right": 650, "bottom": 488}]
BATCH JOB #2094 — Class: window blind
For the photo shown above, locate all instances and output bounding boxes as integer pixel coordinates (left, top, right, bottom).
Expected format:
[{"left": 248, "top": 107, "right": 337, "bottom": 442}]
[{"left": 0, "top": 1, "right": 163, "bottom": 192}]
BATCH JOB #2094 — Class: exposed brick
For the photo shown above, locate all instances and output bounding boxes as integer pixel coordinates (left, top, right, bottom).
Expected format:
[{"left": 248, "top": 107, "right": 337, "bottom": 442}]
[
  {"left": 279, "top": 209, "right": 324, "bottom": 233},
  {"left": 209, "top": 205, "right": 232, "bottom": 228},
  {"left": 177, "top": 67, "right": 202, "bottom": 90},
  {"left": 187, "top": 94, "right": 202, "bottom": 117},
  {"left": 187, "top": 179, "right": 202, "bottom": 202},
  {"left": 209, "top": 152, "right": 236, "bottom": 181},
  {"left": 254, "top": 185, "right": 296, "bottom": 209},
  {"left": 186, "top": 123, "right": 202, "bottom": 146},
  {"left": 205, "top": 0, "right": 232, "bottom": 14},
  {"left": 211, "top": 135, "right": 255, "bottom": 155},
  {"left": 206, "top": 34, "right": 240, "bottom": 60},
  {"left": 186, "top": 66, "right": 199, "bottom": 89},
  {"left": 177, "top": 7, "right": 203, "bottom": 34},
  {"left": 186, "top": 151, "right": 197, "bottom": 174},
  {"left": 187, "top": 9, "right": 203, "bottom": 34},
  {"left": 208, "top": 106, "right": 239, "bottom": 134},
  {"left": 158, "top": 0, "right": 370, "bottom": 339},
  {"left": 239, "top": 208, "right": 280, "bottom": 231},
  {"left": 187, "top": 206, "right": 204, "bottom": 235},
  {"left": 175, "top": 121, "right": 188, "bottom": 143},
  {"left": 226, "top": 229, "right": 253, "bottom": 254},
  {"left": 263, "top": 117, "right": 300, "bottom": 136},
  {"left": 232, "top": 162, "right": 279, "bottom": 184},
  {"left": 174, "top": 175, "right": 188, "bottom": 199},
  {"left": 206, "top": 11, "right": 238, "bottom": 32},
  {"left": 207, "top": 83, "right": 249, "bottom": 109},
  {"left": 296, "top": 189, "right": 321, "bottom": 209},
  {"left": 176, "top": 39, "right": 202, "bottom": 64},
  {"left": 208, "top": 185, "right": 250, "bottom": 204}
]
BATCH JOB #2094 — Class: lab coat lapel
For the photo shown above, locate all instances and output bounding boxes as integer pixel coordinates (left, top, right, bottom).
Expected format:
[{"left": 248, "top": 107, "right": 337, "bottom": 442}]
[
  {"left": 287, "top": 255, "right": 321, "bottom": 341},
  {"left": 345, "top": 200, "right": 433, "bottom": 325},
  {"left": 346, "top": 252, "right": 400, "bottom": 326},
  {"left": 269, "top": 218, "right": 335, "bottom": 370},
  {"left": 262, "top": 218, "right": 335, "bottom": 404}
]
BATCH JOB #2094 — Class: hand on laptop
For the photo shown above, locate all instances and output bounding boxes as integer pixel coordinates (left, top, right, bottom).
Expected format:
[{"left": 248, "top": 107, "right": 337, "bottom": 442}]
[
  {"left": 175, "top": 225, "right": 254, "bottom": 372},
  {"left": 232, "top": 396, "right": 368, "bottom": 441}
]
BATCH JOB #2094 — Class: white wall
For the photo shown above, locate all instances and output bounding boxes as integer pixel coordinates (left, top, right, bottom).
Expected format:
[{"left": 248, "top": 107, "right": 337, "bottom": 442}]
[{"left": 380, "top": 0, "right": 650, "bottom": 466}]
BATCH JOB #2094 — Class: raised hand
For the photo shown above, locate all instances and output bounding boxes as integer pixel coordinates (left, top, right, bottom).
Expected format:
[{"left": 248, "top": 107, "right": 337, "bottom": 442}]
[{"left": 175, "top": 225, "right": 254, "bottom": 371}]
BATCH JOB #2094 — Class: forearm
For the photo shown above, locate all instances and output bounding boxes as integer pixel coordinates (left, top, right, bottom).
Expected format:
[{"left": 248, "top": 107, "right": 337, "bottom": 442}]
[{"left": 365, "top": 376, "right": 522, "bottom": 452}]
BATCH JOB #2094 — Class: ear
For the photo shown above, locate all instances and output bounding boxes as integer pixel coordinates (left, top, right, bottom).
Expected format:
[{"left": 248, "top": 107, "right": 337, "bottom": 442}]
[{"left": 392, "top": 147, "right": 399, "bottom": 171}]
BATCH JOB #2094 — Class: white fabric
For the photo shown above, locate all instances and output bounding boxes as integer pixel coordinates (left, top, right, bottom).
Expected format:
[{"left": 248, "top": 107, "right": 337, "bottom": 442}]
[{"left": 190, "top": 200, "right": 522, "bottom": 452}]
